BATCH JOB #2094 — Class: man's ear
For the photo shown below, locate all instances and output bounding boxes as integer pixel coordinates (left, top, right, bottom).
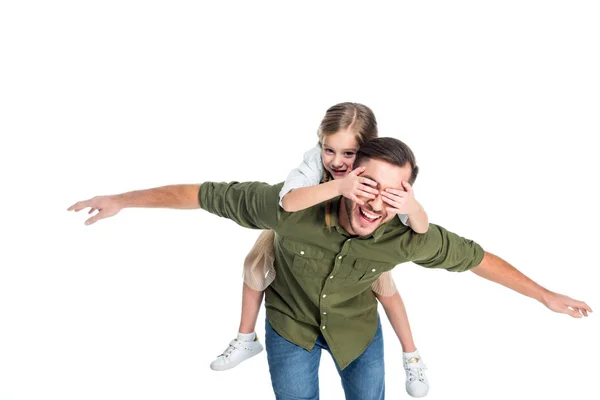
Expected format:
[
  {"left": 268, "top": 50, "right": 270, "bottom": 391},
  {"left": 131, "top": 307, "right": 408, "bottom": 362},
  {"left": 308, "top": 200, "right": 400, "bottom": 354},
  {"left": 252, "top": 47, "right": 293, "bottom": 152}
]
[{"left": 351, "top": 160, "right": 365, "bottom": 172}]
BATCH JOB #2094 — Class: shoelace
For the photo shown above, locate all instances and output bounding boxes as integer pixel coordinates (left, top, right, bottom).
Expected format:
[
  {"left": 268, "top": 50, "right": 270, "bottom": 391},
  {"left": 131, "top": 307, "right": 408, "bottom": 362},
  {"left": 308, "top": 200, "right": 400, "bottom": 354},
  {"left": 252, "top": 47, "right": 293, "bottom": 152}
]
[
  {"left": 404, "top": 358, "right": 427, "bottom": 383},
  {"left": 217, "top": 339, "right": 242, "bottom": 358}
]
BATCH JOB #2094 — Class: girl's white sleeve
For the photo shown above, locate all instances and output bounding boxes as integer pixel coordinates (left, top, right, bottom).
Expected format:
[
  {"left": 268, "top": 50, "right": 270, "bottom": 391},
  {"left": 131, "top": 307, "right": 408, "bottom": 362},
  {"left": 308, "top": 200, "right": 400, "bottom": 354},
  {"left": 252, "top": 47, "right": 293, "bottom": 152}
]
[
  {"left": 398, "top": 213, "right": 409, "bottom": 225},
  {"left": 279, "top": 145, "right": 324, "bottom": 206}
]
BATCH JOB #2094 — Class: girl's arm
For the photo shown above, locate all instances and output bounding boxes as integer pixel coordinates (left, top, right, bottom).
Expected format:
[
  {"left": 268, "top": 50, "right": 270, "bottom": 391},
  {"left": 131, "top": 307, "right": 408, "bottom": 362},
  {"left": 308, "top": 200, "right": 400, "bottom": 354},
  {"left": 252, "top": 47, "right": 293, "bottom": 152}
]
[
  {"left": 281, "top": 179, "right": 342, "bottom": 212},
  {"left": 282, "top": 167, "right": 378, "bottom": 212},
  {"left": 376, "top": 291, "right": 417, "bottom": 353},
  {"left": 279, "top": 145, "right": 328, "bottom": 212},
  {"left": 280, "top": 144, "right": 377, "bottom": 212},
  {"left": 405, "top": 204, "right": 429, "bottom": 233},
  {"left": 382, "top": 181, "right": 429, "bottom": 233}
]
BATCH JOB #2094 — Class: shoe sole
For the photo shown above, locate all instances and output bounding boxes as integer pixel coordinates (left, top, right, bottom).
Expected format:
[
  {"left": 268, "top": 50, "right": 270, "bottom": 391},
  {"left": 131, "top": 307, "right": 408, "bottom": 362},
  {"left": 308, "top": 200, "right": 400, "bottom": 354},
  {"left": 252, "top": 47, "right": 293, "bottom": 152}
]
[
  {"left": 407, "top": 389, "right": 429, "bottom": 398},
  {"left": 406, "top": 383, "right": 429, "bottom": 398},
  {"left": 210, "top": 346, "right": 264, "bottom": 372}
]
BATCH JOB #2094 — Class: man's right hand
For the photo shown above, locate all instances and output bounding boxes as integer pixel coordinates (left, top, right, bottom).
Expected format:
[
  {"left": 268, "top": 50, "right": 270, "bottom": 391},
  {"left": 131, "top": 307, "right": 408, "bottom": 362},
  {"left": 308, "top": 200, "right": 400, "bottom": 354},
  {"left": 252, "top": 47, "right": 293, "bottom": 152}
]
[{"left": 67, "top": 195, "right": 123, "bottom": 225}]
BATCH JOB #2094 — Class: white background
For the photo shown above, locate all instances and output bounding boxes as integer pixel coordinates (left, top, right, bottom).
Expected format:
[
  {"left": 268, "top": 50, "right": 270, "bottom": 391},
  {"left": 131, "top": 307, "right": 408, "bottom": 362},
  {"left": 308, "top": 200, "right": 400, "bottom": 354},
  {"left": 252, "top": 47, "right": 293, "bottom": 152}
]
[{"left": 1, "top": 1, "right": 599, "bottom": 399}]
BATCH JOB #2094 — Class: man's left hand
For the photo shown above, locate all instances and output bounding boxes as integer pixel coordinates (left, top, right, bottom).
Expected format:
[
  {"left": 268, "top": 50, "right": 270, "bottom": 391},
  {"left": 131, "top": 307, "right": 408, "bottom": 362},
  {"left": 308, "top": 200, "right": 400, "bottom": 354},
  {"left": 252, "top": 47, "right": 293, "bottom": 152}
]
[{"left": 541, "top": 291, "right": 593, "bottom": 318}]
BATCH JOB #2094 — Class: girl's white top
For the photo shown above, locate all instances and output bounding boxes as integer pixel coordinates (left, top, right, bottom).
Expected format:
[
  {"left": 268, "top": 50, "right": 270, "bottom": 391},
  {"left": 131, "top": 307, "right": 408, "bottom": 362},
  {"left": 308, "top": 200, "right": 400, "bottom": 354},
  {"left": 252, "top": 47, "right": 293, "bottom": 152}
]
[{"left": 279, "top": 144, "right": 410, "bottom": 226}]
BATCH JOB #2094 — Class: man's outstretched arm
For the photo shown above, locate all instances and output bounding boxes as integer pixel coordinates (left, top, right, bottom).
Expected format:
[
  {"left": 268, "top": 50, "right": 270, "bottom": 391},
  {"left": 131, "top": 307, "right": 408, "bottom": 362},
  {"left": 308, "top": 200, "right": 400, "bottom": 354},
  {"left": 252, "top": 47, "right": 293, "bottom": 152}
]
[
  {"left": 412, "top": 225, "right": 592, "bottom": 319},
  {"left": 68, "top": 182, "right": 281, "bottom": 230},
  {"left": 67, "top": 184, "right": 201, "bottom": 225},
  {"left": 472, "top": 252, "right": 593, "bottom": 318}
]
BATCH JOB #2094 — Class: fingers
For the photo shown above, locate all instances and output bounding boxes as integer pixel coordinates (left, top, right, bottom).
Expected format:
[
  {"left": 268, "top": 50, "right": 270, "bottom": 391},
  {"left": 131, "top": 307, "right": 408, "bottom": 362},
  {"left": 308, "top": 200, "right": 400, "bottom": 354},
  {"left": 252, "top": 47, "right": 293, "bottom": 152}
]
[
  {"left": 383, "top": 188, "right": 407, "bottom": 198},
  {"left": 574, "top": 300, "right": 593, "bottom": 313},
  {"left": 358, "top": 184, "right": 378, "bottom": 196},
  {"left": 84, "top": 211, "right": 104, "bottom": 226},
  {"left": 568, "top": 299, "right": 592, "bottom": 316},
  {"left": 358, "top": 176, "right": 377, "bottom": 187},
  {"left": 381, "top": 191, "right": 406, "bottom": 208},
  {"left": 401, "top": 181, "right": 413, "bottom": 192},
  {"left": 565, "top": 306, "right": 583, "bottom": 318},
  {"left": 565, "top": 297, "right": 593, "bottom": 317},
  {"left": 349, "top": 166, "right": 367, "bottom": 176},
  {"left": 348, "top": 194, "right": 364, "bottom": 205},
  {"left": 381, "top": 194, "right": 401, "bottom": 209},
  {"left": 384, "top": 206, "right": 402, "bottom": 215},
  {"left": 67, "top": 200, "right": 91, "bottom": 212},
  {"left": 88, "top": 208, "right": 96, "bottom": 215},
  {"left": 357, "top": 190, "right": 376, "bottom": 199}
]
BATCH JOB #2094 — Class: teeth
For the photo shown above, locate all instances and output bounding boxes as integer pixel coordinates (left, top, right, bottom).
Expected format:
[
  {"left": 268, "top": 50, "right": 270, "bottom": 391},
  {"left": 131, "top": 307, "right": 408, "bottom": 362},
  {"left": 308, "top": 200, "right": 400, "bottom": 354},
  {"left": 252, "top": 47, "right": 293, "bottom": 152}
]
[{"left": 361, "top": 208, "right": 380, "bottom": 220}]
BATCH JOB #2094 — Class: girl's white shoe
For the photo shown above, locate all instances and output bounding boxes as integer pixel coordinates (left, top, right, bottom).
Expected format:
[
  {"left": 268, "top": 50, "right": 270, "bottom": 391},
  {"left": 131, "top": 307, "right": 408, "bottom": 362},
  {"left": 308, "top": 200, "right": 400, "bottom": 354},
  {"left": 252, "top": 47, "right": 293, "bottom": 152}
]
[
  {"left": 210, "top": 333, "right": 264, "bottom": 371},
  {"left": 403, "top": 351, "right": 429, "bottom": 397}
]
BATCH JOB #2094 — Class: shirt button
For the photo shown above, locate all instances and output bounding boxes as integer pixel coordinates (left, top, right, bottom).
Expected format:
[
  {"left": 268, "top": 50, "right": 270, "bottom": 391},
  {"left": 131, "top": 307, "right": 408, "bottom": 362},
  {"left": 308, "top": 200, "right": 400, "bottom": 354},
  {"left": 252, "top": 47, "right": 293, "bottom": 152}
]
[
  {"left": 322, "top": 326, "right": 326, "bottom": 330},
  {"left": 338, "top": 256, "right": 342, "bottom": 260},
  {"left": 323, "top": 312, "right": 327, "bottom": 315},
  {"left": 300, "top": 251, "right": 305, "bottom": 255},
  {"left": 329, "top": 276, "right": 334, "bottom": 279},
  {"left": 372, "top": 269, "right": 376, "bottom": 272},
  {"left": 322, "top": 294, "right": 327, "bottom": 298}
]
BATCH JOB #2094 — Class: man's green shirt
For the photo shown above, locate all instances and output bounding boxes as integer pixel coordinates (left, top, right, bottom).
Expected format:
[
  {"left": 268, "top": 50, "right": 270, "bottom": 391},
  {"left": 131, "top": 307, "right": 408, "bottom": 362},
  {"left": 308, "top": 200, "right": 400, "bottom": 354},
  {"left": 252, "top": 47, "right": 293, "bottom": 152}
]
[{"left": 200, "top": 181, "right": 484, "bottom": 369}]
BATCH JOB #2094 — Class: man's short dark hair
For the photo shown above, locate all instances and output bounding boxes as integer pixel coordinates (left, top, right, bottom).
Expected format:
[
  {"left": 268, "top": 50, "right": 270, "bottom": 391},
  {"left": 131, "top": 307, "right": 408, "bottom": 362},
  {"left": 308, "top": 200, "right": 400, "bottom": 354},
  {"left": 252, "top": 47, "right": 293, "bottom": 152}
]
[{"left": 353, "top": 137, "right": 419, "bottom": 185}]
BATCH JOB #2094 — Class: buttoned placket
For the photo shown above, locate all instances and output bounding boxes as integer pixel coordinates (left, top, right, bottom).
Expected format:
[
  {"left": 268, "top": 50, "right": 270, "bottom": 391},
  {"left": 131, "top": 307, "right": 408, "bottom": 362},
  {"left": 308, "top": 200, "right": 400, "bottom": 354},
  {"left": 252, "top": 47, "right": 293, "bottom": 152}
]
[{"left": 319, "top": 237, "right": 353, "bottom": 333}]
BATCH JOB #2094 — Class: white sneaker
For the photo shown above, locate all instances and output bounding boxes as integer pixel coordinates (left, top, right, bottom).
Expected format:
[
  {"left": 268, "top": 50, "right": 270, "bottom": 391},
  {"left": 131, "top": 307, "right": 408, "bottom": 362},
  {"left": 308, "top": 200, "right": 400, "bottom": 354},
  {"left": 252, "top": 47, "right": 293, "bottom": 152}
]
[
  {"left": 404, "top": 354, "right": 429, "bottom": 397},
  {"left": 210, "top": 335, "right": 264, "bottom": 371}
]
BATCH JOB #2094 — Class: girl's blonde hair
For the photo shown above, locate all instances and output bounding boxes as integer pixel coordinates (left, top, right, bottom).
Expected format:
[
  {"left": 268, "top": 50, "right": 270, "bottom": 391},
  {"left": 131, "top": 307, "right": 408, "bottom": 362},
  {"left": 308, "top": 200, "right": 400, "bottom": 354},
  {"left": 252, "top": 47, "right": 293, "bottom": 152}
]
[
  {"left": 317, "top": 102, "right": 378, "bottom": 149},
  {"left": 318, "top": 102, "right": 378, "bottom": 227}
]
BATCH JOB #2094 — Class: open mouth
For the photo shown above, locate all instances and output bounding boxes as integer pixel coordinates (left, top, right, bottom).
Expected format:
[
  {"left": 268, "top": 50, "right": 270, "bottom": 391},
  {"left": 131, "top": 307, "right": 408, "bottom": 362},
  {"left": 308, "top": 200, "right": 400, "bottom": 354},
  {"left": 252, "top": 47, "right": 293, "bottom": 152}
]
[
  {"left": 330, "top": 167, "right": 347, "bottom": 176},
  {"left": 358, "top": 207, "right": 382, "bottom": 224}
]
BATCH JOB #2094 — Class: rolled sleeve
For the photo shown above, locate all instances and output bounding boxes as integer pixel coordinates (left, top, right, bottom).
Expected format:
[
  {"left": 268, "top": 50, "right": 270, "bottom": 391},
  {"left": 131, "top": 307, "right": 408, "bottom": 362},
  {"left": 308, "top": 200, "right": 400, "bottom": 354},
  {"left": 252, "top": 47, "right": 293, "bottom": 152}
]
[
  {"left": 411, "top": 224, "right": 484, "bottom": 272},
  {"left": 279, "top": 145, "right": 324, "bottom": 206},
  {"left": 200, "top": 181, "right": 282, "bottom": 230}
]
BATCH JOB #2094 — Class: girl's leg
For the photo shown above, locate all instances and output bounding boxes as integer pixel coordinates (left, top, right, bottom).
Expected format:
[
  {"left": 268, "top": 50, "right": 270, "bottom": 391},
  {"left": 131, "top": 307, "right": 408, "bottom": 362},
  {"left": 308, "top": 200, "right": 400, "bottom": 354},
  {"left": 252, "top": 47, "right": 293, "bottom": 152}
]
[
  {"left": 209, "top": 287, "right": 265, "bottom": 371},
  {"left": 376, "top": 291, "right": 416, "bottom": 352},
  {"left": 376, "top": 291, "right": 429, "bottom": 398},
  {"left": 239, "top": 283, "right": 264, "bottom": 333},
  {"left": 211, "top": 230, "right": 274, "bottom": 371}
]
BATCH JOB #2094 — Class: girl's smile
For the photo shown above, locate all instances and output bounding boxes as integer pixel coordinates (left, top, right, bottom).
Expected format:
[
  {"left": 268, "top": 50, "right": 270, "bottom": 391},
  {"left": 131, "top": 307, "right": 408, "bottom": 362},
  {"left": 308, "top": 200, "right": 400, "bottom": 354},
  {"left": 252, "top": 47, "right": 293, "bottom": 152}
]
[{"left": 321, "top": 128, "right": 360, "bottom": 180}]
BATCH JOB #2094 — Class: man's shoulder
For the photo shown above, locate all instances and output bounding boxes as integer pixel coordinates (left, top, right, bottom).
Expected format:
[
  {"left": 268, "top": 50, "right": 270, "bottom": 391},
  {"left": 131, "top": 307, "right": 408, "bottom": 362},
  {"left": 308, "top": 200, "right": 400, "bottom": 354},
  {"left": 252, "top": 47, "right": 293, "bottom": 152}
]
[
  {"left": 223, "top": 181, "right": 285, "bottom": 196},
  {"left": 247, "top": 181, "right": 285, "bottom": 206},
  {"left": 199, "top": 180, "right": 285, "bottom": 214},
  {"left": 378, "top": 222, "right": 447, "bottom": 260},
  {"left": 276, "top": 198, "right": 328, "bottom": 236}
]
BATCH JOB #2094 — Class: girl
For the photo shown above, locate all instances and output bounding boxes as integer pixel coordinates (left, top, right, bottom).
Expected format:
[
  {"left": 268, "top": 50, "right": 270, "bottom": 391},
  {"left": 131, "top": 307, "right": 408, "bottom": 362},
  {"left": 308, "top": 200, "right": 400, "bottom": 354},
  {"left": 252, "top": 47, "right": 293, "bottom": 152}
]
[{"left": 210, "top": 102, "right": 430, "bottom": 397}]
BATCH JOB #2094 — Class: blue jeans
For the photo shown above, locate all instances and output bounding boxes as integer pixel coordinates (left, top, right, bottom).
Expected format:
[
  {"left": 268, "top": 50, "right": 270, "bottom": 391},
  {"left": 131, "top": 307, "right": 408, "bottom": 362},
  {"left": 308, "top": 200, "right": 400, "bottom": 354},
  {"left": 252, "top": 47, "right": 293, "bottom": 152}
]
[{"left": 265, "top": 317, "right": 385, "bottom": 400}]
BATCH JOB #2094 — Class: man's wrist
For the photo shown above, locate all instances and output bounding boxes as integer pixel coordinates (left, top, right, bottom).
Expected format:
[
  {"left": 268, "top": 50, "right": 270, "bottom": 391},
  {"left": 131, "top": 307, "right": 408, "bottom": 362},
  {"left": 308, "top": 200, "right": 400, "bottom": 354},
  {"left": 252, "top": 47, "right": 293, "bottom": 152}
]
[
  {"left": 114, "top": 193, "right": 131, "bottom": 209},
  {"left": 538, "top": 288, "right": 554, "bottom": 304}
]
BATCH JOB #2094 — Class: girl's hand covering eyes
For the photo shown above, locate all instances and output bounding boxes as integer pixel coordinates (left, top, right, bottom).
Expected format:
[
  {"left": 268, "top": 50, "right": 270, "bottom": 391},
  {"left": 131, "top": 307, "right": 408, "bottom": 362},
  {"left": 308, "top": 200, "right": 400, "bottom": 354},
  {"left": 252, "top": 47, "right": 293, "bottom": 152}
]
[
  {"left": 336, "top": 166, "right": 379, "bottom": 205},
  {"left": 381, "top": 181, "right": 421, "bottom": 216}
]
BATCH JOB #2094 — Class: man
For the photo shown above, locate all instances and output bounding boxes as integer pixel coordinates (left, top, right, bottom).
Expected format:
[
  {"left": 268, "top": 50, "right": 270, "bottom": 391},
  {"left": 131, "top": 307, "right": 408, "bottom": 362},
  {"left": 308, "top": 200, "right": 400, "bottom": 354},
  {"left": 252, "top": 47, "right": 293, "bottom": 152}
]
[{"left": 68, "top": 137, "right": 591, "bottom": 400}]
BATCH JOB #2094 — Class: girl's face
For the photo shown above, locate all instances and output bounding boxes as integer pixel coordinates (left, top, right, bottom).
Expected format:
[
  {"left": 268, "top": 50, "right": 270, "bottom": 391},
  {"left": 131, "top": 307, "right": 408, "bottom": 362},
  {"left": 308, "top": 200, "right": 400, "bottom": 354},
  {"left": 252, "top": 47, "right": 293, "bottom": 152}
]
[{"left": 321, "top": 129, "right": 360, "bottom": 179}]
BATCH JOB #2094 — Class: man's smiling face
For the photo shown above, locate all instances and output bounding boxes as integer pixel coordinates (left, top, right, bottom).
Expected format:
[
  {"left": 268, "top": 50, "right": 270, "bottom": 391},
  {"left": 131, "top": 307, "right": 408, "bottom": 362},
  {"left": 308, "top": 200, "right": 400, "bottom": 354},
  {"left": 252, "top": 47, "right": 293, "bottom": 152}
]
[{"left": 341, "top": 158, "right": 413, "bottom": 237}]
